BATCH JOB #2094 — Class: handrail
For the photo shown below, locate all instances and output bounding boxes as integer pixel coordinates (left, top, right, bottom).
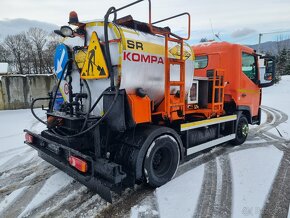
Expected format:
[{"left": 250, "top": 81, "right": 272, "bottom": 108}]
[
  {"left": 151, "top": 12, "right": 191, "bottom": 40},
  {"left": 111, "top": 0, "right": 144, "bottom": 14},
  {"left": 105, "top": 0, "right": 190, "bottom": 40}
]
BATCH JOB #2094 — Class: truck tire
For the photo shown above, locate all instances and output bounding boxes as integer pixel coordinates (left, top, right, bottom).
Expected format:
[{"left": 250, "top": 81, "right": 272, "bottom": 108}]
[
  {"left": 231, "top": 114, "right": 249, "bottom": 145},
  {"left": 143, "top": 135, "right": 180, "bottom": 187}
]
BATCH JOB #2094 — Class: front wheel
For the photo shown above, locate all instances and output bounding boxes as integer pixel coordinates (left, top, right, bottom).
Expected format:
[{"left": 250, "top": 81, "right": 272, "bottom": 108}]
[
  {"left": 143, "top": 135, "right": 180, "bottom": 187},
  {"left": 231, "top": 114, "right": 249, "bottom": 145}
]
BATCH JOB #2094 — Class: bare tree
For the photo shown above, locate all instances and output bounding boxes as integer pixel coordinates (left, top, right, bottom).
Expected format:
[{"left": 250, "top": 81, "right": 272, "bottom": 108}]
[
  {"left": 43, "top": 32, "right": 61, "bottom": 74},
  {"left": 3, "top": 28, "right": 61, "bottom": 74},
  {"left": 27, "top": 28, "right": 48, "bottom": 74},
  {"left": 0, "top": 43, "right": 11, "bottom": 62},
  {"left": 4, "top": 33, "right": 31, "bottom": 74}
]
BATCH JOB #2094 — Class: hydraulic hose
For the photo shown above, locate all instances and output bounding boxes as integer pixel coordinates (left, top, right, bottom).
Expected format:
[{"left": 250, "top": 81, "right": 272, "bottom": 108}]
[
  {"left": 104, "top": 7, "right": 117, "bottom": 89},
  {"left": 51, "top": 7, "right": 120, "bottom": 138},
  {"left": 50, "top": 60, "right": 71, "bottom": 112},
  {"left": 62, "top": 7, "right": 120, "bottom": 136},
  {"left": 82, "top": 79, "right": 92, "bottom": 112},
  {"left": 79, "top": 79, "right": 92, "bottom": 131},
  {"left": 31, "top": 97, "right": 51, "bottom": 125},
  {"left": 31, "top": 60, "right": 70, "bottom": 125},
  {"left": 56, "top": 87, "right": 119, "bottom": 138},
  {"left": 80, "top": 89, "right": 105, "bottom": 132}
]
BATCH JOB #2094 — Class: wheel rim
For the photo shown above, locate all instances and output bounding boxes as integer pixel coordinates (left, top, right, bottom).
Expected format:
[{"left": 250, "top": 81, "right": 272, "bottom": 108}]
[
  {"left": 242, "top": 124, "right": 249, "bottom": 137},
  {"left": 152, "top": 147, "right": 172, "bottom": 177},
  {"left": 237, "top": 119, "right": 248, "bottom": 139}
]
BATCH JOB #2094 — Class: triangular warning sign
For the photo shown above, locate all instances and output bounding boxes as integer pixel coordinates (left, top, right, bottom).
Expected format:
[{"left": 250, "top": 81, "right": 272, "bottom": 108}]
[{"left": 81, "top": 32, "right": 109, "bottom": 80}]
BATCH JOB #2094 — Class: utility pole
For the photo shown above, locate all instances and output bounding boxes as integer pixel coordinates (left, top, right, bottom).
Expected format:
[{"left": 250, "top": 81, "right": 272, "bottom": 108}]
[{"left": 258, "top": 33, "right": 263, "bottom": 53}]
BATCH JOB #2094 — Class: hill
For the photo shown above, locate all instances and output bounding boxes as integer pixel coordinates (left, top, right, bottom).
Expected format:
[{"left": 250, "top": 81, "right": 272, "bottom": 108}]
[
  {"left": 0, "top": 19, "right": 58, "bottom": 41},
  {"left": 249, "top": 38, "right": 290, "bottom": 55}
]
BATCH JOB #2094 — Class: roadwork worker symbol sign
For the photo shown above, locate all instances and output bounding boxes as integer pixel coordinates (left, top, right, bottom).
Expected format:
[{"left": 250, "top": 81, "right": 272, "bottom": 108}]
[{"left": 81, "top": 31, "right": 109, "bottom": 80}]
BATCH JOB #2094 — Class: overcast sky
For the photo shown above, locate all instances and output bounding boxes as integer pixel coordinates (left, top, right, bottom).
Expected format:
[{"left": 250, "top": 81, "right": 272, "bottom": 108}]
[{"left": 0, "top": 0, "right": 290, "bottom": 44}]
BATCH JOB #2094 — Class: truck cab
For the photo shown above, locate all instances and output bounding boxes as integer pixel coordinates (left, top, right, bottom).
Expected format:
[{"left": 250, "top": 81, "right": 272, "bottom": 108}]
[{"left": 192, "top": 41, "right": 275, "bottom": 125}]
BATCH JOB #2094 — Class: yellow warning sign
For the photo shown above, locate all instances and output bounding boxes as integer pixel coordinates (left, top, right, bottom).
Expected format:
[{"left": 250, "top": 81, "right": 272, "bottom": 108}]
[
  {"left": 74, "top": 49, "right": 87, "bottom": 69},
  {"left": 81, "top": 31, "right": 109, "bottom": 80},
  {"left": 169, "top": 45, "right": 191, "bottom": 60}
]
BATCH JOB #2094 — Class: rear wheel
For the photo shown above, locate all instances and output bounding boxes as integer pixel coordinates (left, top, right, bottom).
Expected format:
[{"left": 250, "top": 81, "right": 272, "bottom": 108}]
[
  {"left": 231, "top": 114, "right": 249, "bottom": 145},
  {"left": 144, "top": 135, "right": 180, "bottom": 187}
]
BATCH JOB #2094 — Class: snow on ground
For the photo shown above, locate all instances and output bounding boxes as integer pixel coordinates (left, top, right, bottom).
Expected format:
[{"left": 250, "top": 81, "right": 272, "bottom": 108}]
[
  {"left": 18, "top": 172, "right": 73, "bottom": 217},
  {"left": 0, "top": 76, "right": 289, "bottom": 217},
  {"left": 0, "top": 109, "right": 45, "bottom": 173},
  {"left": 0, "top": 186, "right": 28, "bottom": 213},
  {"left": 156, "top": 164, "right": 204, "bottom": 218},
  {"left": 230, "top": 146, "right": 283, "bottom": 217},
  {"left": 0, "top": 108, "right": 45, "bottom": 152},
  {"left": 262, "top": 76, "right": 290, "bottom": 139}
]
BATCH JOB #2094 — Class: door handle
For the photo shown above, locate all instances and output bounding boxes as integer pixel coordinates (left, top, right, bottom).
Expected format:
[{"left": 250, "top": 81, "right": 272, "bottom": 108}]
[{"left": 241, "top": 93, "right": 247, "bottom": 97}]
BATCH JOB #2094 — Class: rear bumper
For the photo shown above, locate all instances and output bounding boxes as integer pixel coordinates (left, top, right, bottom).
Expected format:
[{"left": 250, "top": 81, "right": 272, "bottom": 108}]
[{"left": 24, "top": 129, "right": 126, "bottom": 202}]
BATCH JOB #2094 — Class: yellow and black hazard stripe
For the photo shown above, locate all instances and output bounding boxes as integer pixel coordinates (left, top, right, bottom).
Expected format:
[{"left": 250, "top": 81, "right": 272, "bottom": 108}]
[{"left": 180, "top": 115, "right": 237, "bottom": 131}]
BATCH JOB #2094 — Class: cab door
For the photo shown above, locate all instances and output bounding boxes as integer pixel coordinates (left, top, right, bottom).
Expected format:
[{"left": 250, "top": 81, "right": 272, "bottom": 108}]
[{"left": 238, "top": 52, "right": 261, "bottom": 118}]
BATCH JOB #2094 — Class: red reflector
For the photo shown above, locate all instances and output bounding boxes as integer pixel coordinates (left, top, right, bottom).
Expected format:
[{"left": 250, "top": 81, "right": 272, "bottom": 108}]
[
  {"left": 25, "top": 133, "right": 34, "bottom": 144},
  {"left": 68, "top": 156, "right": 88, "bottom": 173}
]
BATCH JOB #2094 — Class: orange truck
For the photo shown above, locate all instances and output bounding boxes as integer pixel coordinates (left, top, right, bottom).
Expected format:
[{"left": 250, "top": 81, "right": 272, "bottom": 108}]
[
  {"left": 24, "top": 0, "right": 275, "bottom": 202},
  {"left": 192, "top": 42, "right": 274, "bottom": 142}
]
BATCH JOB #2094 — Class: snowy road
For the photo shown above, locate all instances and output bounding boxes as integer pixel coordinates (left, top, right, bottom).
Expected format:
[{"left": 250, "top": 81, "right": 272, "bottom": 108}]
[{"left": 0, "top": 77, "right": 290, "bottom": 218}]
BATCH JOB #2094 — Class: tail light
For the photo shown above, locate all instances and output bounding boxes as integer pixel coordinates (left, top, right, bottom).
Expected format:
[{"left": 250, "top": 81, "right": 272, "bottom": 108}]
[
  {"left": 25, "top": 133, "right": 34, "bottom": 144},
  {"left": 68, "top": 156, "right": 88, "bottom": 173}
]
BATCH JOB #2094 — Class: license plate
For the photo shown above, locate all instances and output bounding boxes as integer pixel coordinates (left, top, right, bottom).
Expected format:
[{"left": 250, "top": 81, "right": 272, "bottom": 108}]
[{"left": 47, "top": 143, "right": 60, "bottom": 154}]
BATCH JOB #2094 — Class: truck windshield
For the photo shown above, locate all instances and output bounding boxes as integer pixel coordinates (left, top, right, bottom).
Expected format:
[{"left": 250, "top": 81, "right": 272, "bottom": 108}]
[{"left": 242, "top": 53, "right": 257, "bottom": 81}]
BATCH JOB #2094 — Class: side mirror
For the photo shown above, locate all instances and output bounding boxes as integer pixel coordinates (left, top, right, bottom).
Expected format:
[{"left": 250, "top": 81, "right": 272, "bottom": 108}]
[{"left": 258, "top": 56, "right": 275, "bottom": 88}]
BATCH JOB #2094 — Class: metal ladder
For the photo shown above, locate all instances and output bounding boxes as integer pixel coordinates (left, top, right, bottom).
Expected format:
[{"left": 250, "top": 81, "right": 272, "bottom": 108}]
[
  {"left": 164, "top": 35, "right": 186, "bottom": 120},
  {"left": 209, "top": 69, "right": 225, "bottom": 114}
]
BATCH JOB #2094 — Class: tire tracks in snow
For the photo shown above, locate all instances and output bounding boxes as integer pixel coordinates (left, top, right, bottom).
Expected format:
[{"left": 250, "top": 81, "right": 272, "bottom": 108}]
[
  {"left": 213, "top": 155, "right": 232, "bottom": 218},
  {"left": 193, "top": 106, "right": 288, "bottom": 218},
  {"left": 194, "top": 159, "right": 218, "bottom": 218},
  {"left": 0, "top": 163, "right": 58, "bottom": 218},
  {"left": 0, "top": 105, "right": 288, "bottom": 217},
  {"left": 28, "top": 182, "right": 105, "bottom": 218},
  {"left": 96, "top": 185, "right": 155, "bottom": 218},
  {"left": 252, "top": 107, "right": 290, "bottom": 217},
  {"left": 192, "top": 154, "right": 233, "bottom": 218},
  {"left": 261, "top": 145, "right": 290, "bottom": 218}
]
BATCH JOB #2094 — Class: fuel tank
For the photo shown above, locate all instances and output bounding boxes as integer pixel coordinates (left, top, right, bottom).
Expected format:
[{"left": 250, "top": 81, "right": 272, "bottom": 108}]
[{"left": 58, "top": 20, "right": 195, "bottom": 115}]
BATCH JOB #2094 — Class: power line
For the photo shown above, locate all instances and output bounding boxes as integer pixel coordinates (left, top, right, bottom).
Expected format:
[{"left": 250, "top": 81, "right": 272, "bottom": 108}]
[
  {"left": 258, "top": 29, "right": 290, "bottom": 52},
  {"left": 260, "top": 30, "right": 290, "bottom": 35}
]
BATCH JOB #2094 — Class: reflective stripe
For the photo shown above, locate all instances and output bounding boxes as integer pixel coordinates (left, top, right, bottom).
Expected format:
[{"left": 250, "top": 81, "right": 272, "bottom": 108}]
[
  {"left": 187, "top": 134, "right": 236, "bottom": 155},
  {"left": 238, "top": 89, "right": 260, "bottom": 94},
  {"left": 180, "top": 115, "right": 237, "bottom": 131}
]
